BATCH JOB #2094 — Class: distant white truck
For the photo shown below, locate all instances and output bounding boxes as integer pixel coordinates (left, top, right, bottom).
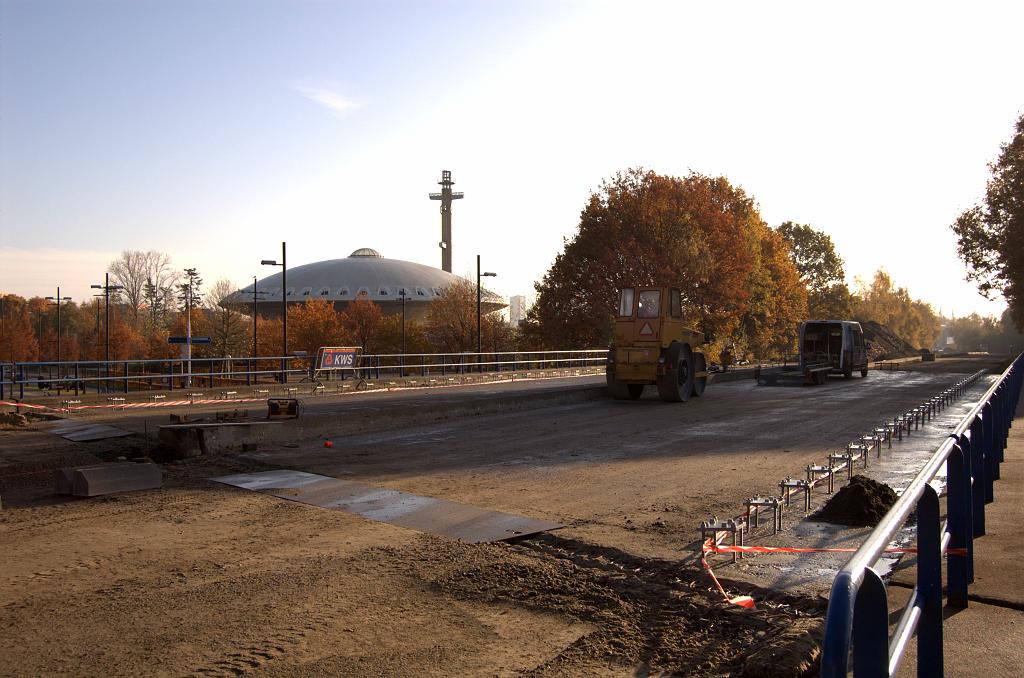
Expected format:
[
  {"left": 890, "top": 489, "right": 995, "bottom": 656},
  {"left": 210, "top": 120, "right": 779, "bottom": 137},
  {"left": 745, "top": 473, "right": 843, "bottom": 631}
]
[{"left": 799, "top": 320, "right": 870, "bottom": 382}]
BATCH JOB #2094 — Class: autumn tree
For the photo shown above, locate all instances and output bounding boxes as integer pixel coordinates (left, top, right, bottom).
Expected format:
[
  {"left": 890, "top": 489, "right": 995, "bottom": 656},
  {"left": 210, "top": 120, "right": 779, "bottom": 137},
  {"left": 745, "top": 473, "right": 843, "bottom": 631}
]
[
  {"left": 525, "top": 169, "right": 806, "bottom": 354},
  {"left": 739, "top": 224, "right": 808, "bottom": 358},
  {"left": 425, "top": 279, "right": 480, "bottom": 352},
  {"left": 339, "top": 298, "right": 383, "bottom": 352},
  {"left": 289, "top": 298, "right": 349, "bottom": 356},
  {"left": 946, "top": 313, "right": 1001, "bottom": 352},
  {"left": 853, "top": 270, "right": 940, "bottom": 349},
  {"left": 952, "top": 113, "right": 1024, "bottom": 330},
  {"left": 205, "top": 278, "right": 251, "bottom": 357},
  {"left": 482, "top": 315, "right": 519, "bottom": 353},
  {"left": 105, "top": 308, "right": 147, "bottom": 360},
  {"left": 374, "top": 315, "right": 430, "bottom": 355},
  {"left": 0, "top": 294, "right": 40, "bottom": 362},
  {"left": 256, "top": 316, "right": 285, "bottom": 359},
  {"left": 777, "top": 221, "right": 852, "bottom": 319}
]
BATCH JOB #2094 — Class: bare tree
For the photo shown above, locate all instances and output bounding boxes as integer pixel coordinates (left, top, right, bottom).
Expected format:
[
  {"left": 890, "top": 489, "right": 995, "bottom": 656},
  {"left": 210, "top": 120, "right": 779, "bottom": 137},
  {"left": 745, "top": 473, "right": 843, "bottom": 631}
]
[
  {"left": 108, "top": 250, "right": 177, "bottom": 324},
  {"left": 205, "top": 278, "right": 249, "bottom": 356},
  {"left": 205, "top": 278, "right": 238, "bottom": 309}
]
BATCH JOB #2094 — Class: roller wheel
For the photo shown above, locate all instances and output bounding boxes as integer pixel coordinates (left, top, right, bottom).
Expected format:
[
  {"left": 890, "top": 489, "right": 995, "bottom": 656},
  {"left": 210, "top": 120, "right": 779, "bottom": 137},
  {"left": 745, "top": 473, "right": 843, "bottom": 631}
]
[
  {"left": 657, "top": 342, "right": 694, "bottom": 403},
  {"left": 692, "top": 351, "right": 707, "bottom": 397},
  {"left": 860, "top": 368, "right": 869, "bottom": 378}
]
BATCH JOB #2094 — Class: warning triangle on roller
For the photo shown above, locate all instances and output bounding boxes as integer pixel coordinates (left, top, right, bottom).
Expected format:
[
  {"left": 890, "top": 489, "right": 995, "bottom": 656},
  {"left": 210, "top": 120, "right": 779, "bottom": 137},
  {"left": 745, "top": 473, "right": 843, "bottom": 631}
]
[{"left": 639, "top": 322, "right": 654, "bottom": 336}]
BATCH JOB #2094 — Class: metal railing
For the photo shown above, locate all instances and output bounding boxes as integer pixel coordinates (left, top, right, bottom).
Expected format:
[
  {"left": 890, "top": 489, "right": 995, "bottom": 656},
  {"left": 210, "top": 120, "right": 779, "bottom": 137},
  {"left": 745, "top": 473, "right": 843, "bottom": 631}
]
[
  {"left": 0, "top": 350, "right": 609, "bottom": 401},
  {"left": 820, "top": 352, "right": 1023, "bottom": 677}
]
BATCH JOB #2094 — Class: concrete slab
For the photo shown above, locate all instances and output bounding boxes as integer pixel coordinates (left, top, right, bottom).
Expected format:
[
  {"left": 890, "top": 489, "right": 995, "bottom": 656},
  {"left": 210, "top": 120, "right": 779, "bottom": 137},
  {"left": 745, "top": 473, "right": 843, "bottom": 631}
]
[
  {"left": 72, "top": 463, "right": 162, "bottom": 497},
  {"left": 211, "top": 470, "right": 563, "bottom": 543},
  {"left": 47, "top": 419, "right": 133, "bottom": 442}
]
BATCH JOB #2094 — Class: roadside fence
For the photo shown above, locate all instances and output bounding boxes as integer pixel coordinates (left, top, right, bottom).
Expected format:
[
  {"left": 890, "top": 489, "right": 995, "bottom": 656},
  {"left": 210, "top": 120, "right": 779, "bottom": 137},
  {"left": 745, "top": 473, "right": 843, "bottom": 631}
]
[
  {"left": 0, "top": 350, "right": 609, "bottom": 401},
  {"left": 820, "top": 352, "right": 1023, "bottom": 677}
]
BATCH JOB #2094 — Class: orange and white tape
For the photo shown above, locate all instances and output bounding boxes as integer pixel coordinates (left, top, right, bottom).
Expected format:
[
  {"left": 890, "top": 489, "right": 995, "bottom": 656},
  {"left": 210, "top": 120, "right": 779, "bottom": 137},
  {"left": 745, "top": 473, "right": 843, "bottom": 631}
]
[
  {"left": 703, "top": 543, "right": 967, "bottom": 556},
  {"left": 0, "top": 397, "right": 266, "bottom": 412}
]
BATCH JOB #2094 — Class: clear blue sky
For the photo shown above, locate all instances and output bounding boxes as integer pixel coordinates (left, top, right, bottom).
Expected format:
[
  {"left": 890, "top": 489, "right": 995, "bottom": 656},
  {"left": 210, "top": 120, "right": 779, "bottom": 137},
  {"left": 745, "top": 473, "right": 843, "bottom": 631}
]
[{"left": 2, "top": 0, "right": 1021, "bottom": 319}]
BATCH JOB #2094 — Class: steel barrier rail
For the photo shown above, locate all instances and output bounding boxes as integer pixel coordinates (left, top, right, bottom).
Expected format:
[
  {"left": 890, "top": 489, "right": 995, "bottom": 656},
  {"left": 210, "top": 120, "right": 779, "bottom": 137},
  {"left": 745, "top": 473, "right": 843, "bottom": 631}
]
[
  {"left": 0, "top": 350, "right": 610, "bottom": 400},
  {"left": 820, "top": 353, "right": 1023, "bottom": 677}
]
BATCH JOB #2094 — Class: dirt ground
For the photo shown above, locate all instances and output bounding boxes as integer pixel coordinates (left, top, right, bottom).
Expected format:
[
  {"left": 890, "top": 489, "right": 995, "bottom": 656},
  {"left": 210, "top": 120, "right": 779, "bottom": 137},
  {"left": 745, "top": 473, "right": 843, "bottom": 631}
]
[{"left": 0, "top": 355, "right": 1008, "bottom": 676}]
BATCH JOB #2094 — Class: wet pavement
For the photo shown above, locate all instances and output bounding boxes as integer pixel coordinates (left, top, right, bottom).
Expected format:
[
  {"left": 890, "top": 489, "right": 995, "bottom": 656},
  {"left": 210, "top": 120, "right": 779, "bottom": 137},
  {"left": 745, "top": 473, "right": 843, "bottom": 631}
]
[{"left": 710, "top": 374, "right": 999, "bottom": 597}]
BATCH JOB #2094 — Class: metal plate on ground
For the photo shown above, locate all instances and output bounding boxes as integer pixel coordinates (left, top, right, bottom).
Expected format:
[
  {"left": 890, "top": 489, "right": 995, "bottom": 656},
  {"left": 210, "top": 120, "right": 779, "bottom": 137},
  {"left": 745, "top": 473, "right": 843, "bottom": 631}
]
[
  {"left": 47, "top": 419, "right": 134, "bottom": 442},
  {"left": 210, "top": 470, "right": 562, "bottom": 543}
]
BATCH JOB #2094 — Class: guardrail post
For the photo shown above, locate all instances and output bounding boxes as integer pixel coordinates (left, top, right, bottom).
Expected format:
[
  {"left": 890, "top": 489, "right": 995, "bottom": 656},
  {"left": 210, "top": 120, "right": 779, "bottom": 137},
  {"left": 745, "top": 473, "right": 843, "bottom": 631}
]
[
  {"left": 18, "top": 364, "right": 25, "bottom": 400},
  {"left": 852, "top": 568, "right": 888, "bottom": 677},
  {"left": 947, "top": 440, "right": 972, "bottom": 603},
  {"left": 980, "top": 406, "right": 996, "bottom": 498},
  {"left": 982, "top": 402, "right": 998, "bottom": 484},
  {"left": 918, "top": 484, "right": 944, "bottom": 677},
  {"left": 965, "top": 424, "right": 986, "bottom": 537}
]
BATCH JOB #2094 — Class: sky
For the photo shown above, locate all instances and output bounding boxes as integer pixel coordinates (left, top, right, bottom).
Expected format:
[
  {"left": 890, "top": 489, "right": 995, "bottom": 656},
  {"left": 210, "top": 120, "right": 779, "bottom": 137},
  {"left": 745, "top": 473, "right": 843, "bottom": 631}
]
[{"left": 1, "top": 0, "right": 1021, "bottom": 319}]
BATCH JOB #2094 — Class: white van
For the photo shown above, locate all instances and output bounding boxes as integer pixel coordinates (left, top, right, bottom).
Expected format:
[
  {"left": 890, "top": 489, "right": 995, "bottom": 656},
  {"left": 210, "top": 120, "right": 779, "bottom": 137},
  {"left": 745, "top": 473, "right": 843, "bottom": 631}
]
[{"left": 799, "top": 320, "right": 869, "bottom": 378}]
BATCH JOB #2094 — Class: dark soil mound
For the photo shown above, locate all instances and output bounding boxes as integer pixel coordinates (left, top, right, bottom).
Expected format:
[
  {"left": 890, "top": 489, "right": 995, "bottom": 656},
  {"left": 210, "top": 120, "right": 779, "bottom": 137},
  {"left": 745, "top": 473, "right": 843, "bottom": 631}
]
[
  {"left": 813, "top": 475, "right": 897, "bottom": 527},
  {"left": 861, "top": 320, "right": 919, "bottom": 361}
]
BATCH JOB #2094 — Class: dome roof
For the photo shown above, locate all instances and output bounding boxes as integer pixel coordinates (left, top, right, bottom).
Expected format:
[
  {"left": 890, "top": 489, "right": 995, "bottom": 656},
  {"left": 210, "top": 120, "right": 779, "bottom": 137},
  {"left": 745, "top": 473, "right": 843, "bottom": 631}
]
[{"left": 223, "top": 249, "right": 504, "bottom": 308}]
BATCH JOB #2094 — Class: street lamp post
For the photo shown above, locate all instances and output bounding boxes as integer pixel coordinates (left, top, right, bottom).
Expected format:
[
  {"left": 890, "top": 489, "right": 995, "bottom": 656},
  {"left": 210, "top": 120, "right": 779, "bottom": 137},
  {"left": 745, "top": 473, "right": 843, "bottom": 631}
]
[
  {"left": 476, "top": 255, "right": 497, "bottom": 370},
  {"left": 45, "top": 287, "right": 72, "bottom": 382},
  {"left": 91, "top": 272, "right": 124, "bottom": 388},
  {"left": 252, "top": 275, "right": 259, "bottom": 360},
  {"left": 399, "top": 287, "right": 408, "bottom": 376},
  {"left": 261, "top": 241, "right": 288, "bottom": 382}
]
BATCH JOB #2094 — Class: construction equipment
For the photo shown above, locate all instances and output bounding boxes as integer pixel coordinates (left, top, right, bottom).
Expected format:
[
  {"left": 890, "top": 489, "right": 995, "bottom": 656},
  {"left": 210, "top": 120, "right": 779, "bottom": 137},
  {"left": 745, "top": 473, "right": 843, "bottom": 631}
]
[{"left": 605, "top": 286, "right": 709, "bottom": 402}]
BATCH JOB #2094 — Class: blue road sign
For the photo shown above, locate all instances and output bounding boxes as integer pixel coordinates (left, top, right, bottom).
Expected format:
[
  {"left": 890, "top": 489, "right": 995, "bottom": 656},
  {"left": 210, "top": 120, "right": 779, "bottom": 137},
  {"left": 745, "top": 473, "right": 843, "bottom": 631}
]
[{"left": 168, "top": 336, "right": 212, "bottom": 345}]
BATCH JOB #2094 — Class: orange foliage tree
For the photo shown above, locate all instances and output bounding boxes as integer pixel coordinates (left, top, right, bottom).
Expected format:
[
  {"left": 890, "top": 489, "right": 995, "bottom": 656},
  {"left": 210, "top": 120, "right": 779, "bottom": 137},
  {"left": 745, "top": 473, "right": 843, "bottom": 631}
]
[
  {"left": 289, "top": 298, "right": 350, "bottom": 356},
  {"left": 373, "top": 315, "right": 430, "bottom": 355},
  {"left": 524, "top": 168, "right": 807, "bottom": 355},
  {"left": 425, "top": 279, "right": 479, "bottom": 353},
  {"left": 739, "top": 224, "right": 808, "bottom": 358},
  {"left": 340, "top": 298, "right": 383, "bottom": 352},
  {"left": 0, "top": 294, "right": 40, "bottom": 362}
]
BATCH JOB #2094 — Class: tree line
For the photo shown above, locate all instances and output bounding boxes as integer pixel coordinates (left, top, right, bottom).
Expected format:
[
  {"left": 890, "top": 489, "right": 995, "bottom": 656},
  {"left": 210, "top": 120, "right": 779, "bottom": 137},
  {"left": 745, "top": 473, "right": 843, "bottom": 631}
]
[
  {"left": 519, "top": 168, "right": 1018, "bottom": 362},
  {"left": 0, "top": 259, "right": 517, "bottom": 363}
]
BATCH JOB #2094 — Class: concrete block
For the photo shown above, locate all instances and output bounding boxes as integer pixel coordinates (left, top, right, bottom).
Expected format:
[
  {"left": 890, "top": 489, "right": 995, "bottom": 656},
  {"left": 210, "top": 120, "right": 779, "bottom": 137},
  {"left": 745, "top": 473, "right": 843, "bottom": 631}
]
[
  {"left": 55, "top": 462, "right": 136, "bottom": 495},
  {"left": 158, "top": 426, "right": 204, "bottom": 459},
  {"left": 72, "top": 463, "right": 163, "bottom": 497},
  {"left": 55, "top": 466, "right": 78, "bottom": 495}
]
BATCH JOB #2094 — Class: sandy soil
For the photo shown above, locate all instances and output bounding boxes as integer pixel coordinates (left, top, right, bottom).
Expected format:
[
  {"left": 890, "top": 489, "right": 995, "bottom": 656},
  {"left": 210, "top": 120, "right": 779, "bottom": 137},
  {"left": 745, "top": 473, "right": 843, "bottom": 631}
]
[{"left": 0, "top": 355, "right": 1007, "bottom": 676}]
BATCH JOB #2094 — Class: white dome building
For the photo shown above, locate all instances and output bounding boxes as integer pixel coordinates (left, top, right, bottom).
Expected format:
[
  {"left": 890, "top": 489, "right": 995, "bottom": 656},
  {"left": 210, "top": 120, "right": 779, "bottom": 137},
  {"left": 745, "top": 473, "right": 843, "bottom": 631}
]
[{"left": 222, "top": 248, "right": 506, "bottom": 321}]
